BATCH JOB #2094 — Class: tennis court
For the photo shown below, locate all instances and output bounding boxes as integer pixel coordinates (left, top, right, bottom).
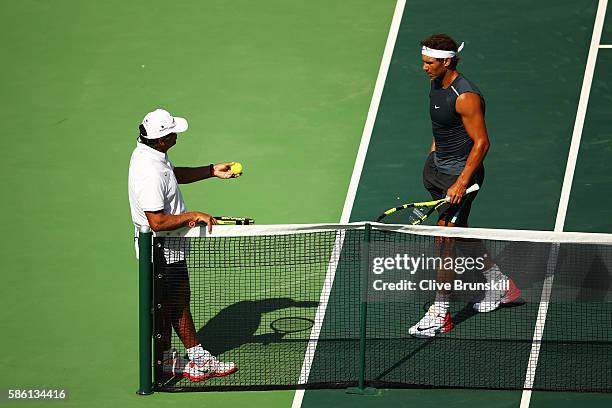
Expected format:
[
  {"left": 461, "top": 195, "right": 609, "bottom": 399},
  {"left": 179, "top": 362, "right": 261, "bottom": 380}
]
[
  {"left": 1, "top": 0, "right": 611, "bottom": 407},
  {"left": 301, "top": 1, "right": 612, "bottom": 407}
]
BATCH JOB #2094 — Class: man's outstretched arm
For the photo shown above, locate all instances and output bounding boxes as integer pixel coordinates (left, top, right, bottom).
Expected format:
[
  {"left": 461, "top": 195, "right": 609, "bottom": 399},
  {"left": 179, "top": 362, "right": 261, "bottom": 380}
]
[{"left": 173, "top": 162, "right": 240, "bottom": 184}]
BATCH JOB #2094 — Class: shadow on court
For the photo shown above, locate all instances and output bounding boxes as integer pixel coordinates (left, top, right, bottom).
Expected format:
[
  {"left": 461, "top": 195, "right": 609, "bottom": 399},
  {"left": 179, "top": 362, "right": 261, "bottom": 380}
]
[{"left": 196, "top": 297, "right": 319, "bottom": 355}]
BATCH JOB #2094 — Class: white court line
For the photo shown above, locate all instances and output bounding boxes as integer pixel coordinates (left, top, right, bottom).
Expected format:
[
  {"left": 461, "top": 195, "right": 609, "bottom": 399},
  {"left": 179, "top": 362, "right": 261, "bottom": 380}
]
[
  {"left": 520, "top": 0, "right": 608, "bottom": 406},
  {"left": 291, "top": 1, "right": 406, "bottom": 407},
  {"left": 291, "top": 230, "right": 345, "bottom": 396},
  {"left": 599, "top": 44, "right": 612, "bottom": 48}
]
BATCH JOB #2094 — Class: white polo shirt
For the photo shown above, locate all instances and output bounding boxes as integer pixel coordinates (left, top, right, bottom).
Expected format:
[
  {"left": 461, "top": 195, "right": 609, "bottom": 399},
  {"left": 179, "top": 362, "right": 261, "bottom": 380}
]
[{"left": 128, "top": 142, "right": 187, "bottom": 262}]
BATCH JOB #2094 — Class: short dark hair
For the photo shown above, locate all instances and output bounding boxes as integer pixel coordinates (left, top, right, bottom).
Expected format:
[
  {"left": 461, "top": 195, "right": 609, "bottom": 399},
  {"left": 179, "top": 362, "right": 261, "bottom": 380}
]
[
  {"left": 137, "top": 124, "right": 159, "bottom": 147},
  {"left": 421, "top": 33, "right": 460, "bottom": 69},
  {"left": 137, "top": 125, "right": 176, "bottom": 148}
]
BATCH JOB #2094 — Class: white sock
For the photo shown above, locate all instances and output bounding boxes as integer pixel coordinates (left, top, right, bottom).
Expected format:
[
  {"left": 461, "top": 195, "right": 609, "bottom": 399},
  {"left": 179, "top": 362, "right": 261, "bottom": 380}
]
[
  {"left": 433, "top": 292, "right": 450, "bottom": 315},
  {"left": 483, "top": 264, "right": 506, "bottom": 282},
  {"left": 187, "top": 344, "right": 213, "bottom": 361}
]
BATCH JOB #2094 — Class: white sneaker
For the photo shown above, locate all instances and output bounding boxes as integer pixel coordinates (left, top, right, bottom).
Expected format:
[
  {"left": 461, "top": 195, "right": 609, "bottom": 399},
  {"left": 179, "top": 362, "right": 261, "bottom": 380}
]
[
  {"left": 473, "top": 268, "right": 522, "bottom": 313},
  {"left": 408, "top": 305, "right": 454, "bottom": 338},
  {"left": 183, "top": 354, "right": 237, "bottom": 382},
  {"left": 162, "top": 348, "right": 187, "bottom": 376}
]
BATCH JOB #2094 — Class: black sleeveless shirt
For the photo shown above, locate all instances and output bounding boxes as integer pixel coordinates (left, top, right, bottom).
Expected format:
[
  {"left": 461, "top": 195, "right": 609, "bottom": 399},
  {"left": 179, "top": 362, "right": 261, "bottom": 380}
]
[{"left": 429, "top": 75, "right": 485, "bottom": 175}]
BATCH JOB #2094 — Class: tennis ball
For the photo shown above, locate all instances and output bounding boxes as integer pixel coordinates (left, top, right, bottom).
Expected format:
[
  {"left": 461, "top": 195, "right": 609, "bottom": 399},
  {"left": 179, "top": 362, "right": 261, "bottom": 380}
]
[{"left": 230, "top": 162, "right": 243, "bottom": 175}]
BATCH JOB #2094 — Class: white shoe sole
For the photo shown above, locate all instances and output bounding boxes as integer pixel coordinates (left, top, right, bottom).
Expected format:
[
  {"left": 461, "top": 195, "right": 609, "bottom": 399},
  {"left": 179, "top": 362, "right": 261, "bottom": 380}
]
[
  {"left": 408, "top": 327, "right": 437, "bottom": 338},
  {"left": 473, "top": 301, "right": 501, "bottom": 313},
  {"left": 184, "top": 365, "right": 238, "bottom": 382}
]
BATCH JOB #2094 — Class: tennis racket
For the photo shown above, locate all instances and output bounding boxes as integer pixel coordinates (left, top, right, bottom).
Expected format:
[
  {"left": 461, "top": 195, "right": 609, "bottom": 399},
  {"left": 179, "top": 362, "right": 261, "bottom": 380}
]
[
  {"left": 188, "top": 216, "right": 255, "bottom": 228},
  {"left": 375, "top": 184, "right": 480, "bottom": 225},
  {"left": 214, "top": 216, "right": 255, "bottom": 225}
]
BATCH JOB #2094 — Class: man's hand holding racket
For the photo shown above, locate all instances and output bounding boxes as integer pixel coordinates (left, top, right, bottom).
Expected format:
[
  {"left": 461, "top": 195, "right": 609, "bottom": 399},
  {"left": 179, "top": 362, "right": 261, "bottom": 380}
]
[
  {"left": 446, "top": 180, "right": 469, "bottom": 204},
  {"left": 187, "top": 212, "right": 217, "bottom": 233}
]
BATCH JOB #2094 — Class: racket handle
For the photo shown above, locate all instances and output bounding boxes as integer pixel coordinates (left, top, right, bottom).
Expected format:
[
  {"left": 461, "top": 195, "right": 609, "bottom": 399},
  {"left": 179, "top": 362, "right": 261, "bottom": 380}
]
[
  {"left": 465, "top": 183, "right": 480, "bottom": 194},
  {"left": 445, "top": 183, "right": 480, "bottom": 201}
]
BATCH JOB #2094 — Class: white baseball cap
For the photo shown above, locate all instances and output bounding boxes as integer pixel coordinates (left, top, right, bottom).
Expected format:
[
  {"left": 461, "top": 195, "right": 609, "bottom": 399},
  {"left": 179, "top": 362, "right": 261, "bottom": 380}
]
[{"left": 140, "top": 108, "right": 188, "bottom": 139}]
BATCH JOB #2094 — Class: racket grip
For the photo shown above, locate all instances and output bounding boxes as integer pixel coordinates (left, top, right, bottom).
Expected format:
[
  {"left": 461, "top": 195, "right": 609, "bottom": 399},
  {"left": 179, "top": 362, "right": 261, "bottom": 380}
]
[{"left": 465, "top": 183, "right": 480, "bottom": 194}]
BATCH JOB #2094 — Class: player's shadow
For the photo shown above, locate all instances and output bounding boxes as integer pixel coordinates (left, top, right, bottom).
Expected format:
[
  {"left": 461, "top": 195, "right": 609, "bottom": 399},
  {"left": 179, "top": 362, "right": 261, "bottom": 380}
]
[
  {"left": 492, "top": 241, "right": 611, "bottom": 302},
  {"left": 372, "top": 337, "right": 436, "bottom": 381},
  {"left": 196, "top": 297, "right": 318, "bottom": 355},
  {"left": 371, "top": 301, "right": 528, "bottom": 382}
]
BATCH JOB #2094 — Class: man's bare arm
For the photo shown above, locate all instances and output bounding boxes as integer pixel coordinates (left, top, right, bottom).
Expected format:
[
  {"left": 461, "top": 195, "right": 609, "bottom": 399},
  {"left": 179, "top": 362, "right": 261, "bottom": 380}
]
[
  {"left": 144, "top": 210, "right": 217, "bottom": 233},
  {"left": 446, "top": 92, "right": 490, "bottom": 204},
  {"left": 173, "top": 166, "right": 214, "bottom": 184},
  {"left": 174, "top": 162, "right": 240, "bottom": 184}
]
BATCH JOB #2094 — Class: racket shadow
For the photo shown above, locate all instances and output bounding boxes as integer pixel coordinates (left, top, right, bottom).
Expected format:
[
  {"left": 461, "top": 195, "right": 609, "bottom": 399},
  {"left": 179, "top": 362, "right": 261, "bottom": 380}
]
[{"left": 196, "top": 298, "right": 319, "bottom": 355}]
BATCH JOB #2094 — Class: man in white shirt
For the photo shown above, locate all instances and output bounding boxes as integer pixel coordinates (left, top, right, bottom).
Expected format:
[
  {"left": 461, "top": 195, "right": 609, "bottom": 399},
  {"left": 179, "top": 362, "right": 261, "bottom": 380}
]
[{"left": 128, "top": 108, "right": 239, "bottom": 381}]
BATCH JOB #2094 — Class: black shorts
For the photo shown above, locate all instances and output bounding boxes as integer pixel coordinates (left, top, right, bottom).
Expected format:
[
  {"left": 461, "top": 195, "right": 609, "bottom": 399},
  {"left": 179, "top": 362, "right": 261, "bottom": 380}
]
[
  {"left": 422, "top": 152, "right": 484, "bottom": 226},
  {"left": 152, "top": 240, "right": 191, "bottom": 305}
]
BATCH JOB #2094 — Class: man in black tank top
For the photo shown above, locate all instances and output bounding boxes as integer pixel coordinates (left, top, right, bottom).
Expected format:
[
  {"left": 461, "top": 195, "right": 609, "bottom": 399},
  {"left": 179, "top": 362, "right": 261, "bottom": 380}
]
[
  {"left": 422, "top": 36, "right": 487, "bottom": 224},
  {"left": 409, "top": 34, "right": 521, "bottom": 338}
]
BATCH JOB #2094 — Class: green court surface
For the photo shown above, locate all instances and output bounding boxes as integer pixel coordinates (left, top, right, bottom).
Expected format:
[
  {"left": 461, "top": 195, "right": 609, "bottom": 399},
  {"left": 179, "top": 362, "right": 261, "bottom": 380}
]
[
  {"left": 303, "top": 0, "right": 612, "bottom": 407},
  {"left": 0, "top": 1, "right": 393, "bottom": 407},
  {"left": 1, "top": 0, "right": 611, "bottom": 408},
  {"left": 169, "top": 231, "right": 336, "bottom": 390},
  {"left": 565, "top": 51, "right": 612, "bottom": 233}
]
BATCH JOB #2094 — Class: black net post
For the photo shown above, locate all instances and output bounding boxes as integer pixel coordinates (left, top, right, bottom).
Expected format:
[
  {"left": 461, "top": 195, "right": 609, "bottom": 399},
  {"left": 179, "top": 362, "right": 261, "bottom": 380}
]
[{"left": 137, "top": 226, "right": 154, "bottom": 395}]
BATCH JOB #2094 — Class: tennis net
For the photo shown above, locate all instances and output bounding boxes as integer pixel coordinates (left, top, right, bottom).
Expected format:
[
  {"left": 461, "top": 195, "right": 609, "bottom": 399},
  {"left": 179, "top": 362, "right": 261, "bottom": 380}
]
[{"left": 142, "top": 223, "right": 612, "bottom": 393}]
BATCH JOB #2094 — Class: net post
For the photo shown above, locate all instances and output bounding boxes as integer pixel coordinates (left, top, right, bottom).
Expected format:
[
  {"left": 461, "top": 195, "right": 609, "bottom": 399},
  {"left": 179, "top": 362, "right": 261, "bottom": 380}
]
[
  {"left": 137, "top": 226, "right": 154, "bottom": 396},
  {"left": 347, "top": 223, "right": 378, "bottom": 395}
]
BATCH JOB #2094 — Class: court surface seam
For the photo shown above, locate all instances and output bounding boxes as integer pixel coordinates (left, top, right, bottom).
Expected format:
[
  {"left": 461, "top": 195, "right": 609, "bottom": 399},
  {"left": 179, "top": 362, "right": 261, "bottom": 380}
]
[
  {"left": 290, "top": 1, "right": 406, "bottom": 407},
  {"left": 519, "top": 0, "right": 609, "bottom": 406}
]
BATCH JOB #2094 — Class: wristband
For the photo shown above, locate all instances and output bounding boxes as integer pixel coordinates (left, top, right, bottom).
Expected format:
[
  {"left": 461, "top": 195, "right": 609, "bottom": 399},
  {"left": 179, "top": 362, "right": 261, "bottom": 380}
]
[{"left": 209, "top": 163, "right": 215, "bottom": 177}]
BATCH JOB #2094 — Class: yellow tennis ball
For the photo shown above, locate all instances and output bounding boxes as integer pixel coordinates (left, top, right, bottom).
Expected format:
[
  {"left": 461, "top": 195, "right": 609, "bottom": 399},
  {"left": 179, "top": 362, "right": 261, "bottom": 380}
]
[{"left": 230, "top": 162, "right": 243, "bottom": 175}]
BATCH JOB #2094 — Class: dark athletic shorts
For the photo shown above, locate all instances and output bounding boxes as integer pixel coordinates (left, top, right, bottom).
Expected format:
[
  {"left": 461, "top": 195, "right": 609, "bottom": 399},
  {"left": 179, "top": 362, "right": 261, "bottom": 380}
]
[
  {"left": 152, "top": 239, "right": 191, "bottom": 304},
  {"left": 422, "top": 152, "right": 484, "bottom": 226},
  {"left": 158, "top": 260, "right": 190, "bottom": 299}
]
